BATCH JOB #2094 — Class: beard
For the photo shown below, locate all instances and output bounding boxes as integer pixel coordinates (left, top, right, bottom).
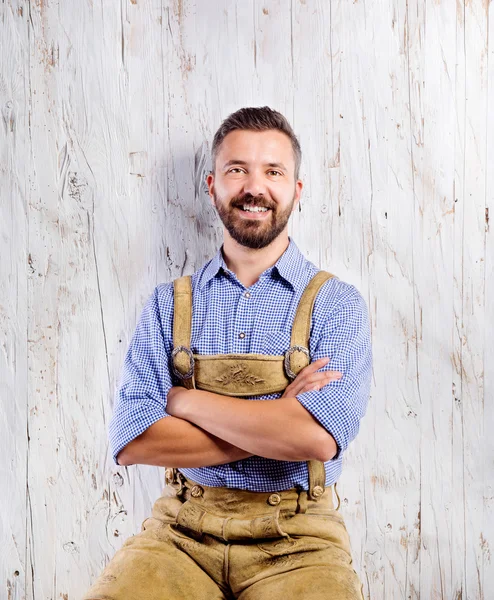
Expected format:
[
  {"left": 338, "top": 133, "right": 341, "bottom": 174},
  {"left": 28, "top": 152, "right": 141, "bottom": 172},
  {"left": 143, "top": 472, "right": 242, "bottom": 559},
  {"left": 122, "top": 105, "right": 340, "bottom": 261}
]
[{"left": 213, "top": 191, "right": 296, "bottom": 249}]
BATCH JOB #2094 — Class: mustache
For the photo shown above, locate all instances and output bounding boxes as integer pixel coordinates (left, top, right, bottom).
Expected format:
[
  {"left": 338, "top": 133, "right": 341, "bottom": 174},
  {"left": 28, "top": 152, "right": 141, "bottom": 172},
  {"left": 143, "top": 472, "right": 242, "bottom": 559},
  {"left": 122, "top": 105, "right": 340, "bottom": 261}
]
[{"left": 231, "top": 194, "right": 274, "bottom": 210}]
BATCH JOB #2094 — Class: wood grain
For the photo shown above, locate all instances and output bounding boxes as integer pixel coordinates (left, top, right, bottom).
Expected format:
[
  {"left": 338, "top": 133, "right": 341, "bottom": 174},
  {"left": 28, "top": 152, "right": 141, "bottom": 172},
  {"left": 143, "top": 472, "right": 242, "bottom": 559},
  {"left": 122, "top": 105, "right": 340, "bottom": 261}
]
[{"left": 0, "top": 0, "right": 492, "bottom": 598}]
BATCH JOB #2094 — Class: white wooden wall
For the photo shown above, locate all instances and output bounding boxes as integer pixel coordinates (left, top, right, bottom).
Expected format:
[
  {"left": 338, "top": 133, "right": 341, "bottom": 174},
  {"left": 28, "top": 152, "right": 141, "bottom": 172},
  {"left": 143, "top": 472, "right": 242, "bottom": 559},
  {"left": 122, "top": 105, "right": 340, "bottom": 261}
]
[{"left": 1, "top": 0, "right": 493, "bottom": 598}]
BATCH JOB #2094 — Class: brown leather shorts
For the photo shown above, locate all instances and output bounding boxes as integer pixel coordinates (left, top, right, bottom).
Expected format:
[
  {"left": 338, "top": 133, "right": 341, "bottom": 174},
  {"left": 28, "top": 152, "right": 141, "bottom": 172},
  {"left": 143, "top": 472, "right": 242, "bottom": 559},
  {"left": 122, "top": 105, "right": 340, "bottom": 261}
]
[{"left": 83, "top": 473, "right": 364, "bottom": 600}]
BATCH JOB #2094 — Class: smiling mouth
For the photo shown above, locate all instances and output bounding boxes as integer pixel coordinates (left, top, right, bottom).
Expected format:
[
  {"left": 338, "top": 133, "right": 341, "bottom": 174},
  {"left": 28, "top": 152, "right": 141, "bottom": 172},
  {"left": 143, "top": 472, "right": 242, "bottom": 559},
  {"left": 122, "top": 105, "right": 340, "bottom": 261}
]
[
  {"left": 234, "top": 202, "right": 273, "bottom": 211},
  {"left": 236, "top": 206, "right": 272, "bottom": 218},
  {"left": 241, "top": 205, "right": 270, "bottom": 213}
]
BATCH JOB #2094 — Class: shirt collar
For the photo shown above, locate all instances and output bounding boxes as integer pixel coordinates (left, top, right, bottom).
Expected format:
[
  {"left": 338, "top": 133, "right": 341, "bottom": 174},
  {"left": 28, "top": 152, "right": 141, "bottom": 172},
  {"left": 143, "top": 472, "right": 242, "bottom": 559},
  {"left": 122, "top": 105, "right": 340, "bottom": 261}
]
[{"left": 198, "top": 237, "right": 308, "bottom": 291}]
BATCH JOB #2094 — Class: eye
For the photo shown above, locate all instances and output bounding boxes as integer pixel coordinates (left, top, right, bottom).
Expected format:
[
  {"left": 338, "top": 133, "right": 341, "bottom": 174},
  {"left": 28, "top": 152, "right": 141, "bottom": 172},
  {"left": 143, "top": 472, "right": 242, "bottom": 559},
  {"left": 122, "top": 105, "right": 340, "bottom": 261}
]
[
  {"left": 227, "top": 168, "right": 245, "bottom": 174},
  {"left": 267, "top": 170, "right": 282, "bottom": 176}
]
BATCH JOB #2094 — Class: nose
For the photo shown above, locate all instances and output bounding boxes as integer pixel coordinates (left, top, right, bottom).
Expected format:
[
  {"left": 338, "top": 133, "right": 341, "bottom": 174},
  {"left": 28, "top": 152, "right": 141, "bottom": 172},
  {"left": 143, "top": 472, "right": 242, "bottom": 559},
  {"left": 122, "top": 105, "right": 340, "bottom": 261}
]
[{"left": 241, "top": 169, "right": 268, "bottom": 198}]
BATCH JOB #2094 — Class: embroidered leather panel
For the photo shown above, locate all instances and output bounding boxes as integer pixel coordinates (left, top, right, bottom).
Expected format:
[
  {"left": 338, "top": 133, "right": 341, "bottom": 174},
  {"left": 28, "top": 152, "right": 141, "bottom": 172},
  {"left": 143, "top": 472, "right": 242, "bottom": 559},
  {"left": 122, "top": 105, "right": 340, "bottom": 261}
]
[{"left": 193, "top": 354, "right": 290, "bottom": 397}]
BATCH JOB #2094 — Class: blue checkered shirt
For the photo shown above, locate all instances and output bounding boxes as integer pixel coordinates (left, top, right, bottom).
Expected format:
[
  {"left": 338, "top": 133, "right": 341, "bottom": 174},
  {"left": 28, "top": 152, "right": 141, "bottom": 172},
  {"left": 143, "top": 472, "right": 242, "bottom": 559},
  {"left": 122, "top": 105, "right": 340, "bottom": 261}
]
[{"left": 109, "top": 238, "right": 372, "bottom": 491}]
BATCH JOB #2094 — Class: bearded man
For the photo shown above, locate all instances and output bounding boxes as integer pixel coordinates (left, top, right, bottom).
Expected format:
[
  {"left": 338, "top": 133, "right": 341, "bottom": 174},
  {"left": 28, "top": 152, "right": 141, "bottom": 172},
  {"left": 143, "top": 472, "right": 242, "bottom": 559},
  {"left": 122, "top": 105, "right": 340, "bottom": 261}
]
[{"left": 83, "top": 106, "right": 372, "bottom": 600}]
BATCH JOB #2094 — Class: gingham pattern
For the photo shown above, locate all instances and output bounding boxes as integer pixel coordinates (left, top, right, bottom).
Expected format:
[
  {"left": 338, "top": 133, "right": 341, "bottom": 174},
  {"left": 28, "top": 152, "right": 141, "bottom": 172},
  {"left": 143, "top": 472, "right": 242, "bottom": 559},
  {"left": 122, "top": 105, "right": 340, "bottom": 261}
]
[{"left": 109, "top": 238, "right": 372, "bottom": 491}]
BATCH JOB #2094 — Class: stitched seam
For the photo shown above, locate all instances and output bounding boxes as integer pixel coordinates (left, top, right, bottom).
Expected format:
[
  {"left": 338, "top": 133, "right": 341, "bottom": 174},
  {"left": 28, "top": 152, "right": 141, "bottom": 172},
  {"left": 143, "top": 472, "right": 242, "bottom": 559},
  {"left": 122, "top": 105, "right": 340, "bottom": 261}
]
[
  {"left": 221, "top": 516, "right": 232, "bottom": 541},
  {"left": 223, "top": 543, "right": 230, "bottom": 588}
]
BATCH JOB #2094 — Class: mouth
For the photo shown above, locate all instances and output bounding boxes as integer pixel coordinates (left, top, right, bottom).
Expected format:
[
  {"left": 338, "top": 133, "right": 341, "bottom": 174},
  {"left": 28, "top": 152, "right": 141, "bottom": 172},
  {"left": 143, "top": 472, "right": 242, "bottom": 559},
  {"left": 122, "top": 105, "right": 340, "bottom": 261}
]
[{"left": 235, "top": 205, "right": 273, "bottom": 220}]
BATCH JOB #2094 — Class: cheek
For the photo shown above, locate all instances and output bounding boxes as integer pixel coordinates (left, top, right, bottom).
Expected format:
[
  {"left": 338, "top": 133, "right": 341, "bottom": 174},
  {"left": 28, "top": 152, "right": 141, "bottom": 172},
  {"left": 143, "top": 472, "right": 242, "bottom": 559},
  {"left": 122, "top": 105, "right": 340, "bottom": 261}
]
[{"left": 220, "top": 175, "right": 248, "bottom": 192}]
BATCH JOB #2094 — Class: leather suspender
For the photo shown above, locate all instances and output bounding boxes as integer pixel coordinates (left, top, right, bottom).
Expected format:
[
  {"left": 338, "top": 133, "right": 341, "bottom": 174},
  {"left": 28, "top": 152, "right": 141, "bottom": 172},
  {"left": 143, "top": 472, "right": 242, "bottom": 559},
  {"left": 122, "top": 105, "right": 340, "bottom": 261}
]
[{"left": 171, "top": 270, "right": 335, "bottom": 500}]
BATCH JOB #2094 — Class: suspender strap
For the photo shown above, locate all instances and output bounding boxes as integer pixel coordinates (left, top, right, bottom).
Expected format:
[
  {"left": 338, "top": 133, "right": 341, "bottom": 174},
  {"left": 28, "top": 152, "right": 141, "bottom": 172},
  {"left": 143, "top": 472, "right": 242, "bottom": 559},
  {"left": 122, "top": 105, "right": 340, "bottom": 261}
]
[
  {"left": 171, "top": 269, "right": 336, "bottom": 500},
  {"left": 287, "top": 270, "right": 335, "bottom": 377},
  {"left": 289, "top": 270, "right": 335, "bottom": 501},
  {"left": 307, "top": 459, "right": 327, "bottom": 501},
  {"left": 172, "top": 276, "right": 195, "bottom": 389}
]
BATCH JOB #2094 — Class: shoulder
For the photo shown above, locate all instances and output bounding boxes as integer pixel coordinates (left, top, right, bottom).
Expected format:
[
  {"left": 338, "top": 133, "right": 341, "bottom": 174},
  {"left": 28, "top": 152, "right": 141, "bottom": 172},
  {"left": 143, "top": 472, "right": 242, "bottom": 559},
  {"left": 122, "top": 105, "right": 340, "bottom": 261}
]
[
  {"left": 313, "top": 272, "right": 369, "bottom": 321},
  {"left": 154, "top": 280, "right": 174, "bottom": 307}
]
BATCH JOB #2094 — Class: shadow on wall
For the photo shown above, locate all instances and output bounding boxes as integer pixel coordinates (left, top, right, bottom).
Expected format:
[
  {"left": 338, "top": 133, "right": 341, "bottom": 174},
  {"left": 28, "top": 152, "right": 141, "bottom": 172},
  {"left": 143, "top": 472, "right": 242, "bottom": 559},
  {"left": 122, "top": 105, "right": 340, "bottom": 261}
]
[{"left": 157, "top": 142, "right": 222, "bottom": 281}]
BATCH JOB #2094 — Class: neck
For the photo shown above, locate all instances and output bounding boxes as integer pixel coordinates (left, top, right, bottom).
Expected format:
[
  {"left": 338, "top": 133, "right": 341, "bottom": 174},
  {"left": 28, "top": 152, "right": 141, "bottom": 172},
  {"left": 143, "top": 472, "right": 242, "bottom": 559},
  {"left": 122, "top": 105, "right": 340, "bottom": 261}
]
[{"left": 221, "top": 233, "right": 290, "bottom": 288}]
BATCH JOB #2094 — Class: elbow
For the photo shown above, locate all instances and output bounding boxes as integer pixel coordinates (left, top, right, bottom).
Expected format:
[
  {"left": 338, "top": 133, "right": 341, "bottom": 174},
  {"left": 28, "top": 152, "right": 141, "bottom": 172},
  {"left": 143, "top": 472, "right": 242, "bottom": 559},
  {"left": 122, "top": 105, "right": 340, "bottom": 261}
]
[
  {"left": 311, "top": 431, "right": 339, "bottom": 462},
  {"left": 116, "top": 444, "right": 134, "bottom": 466},
  {"left": 317, "top": 445, "right": 338, "bottom": 463}
]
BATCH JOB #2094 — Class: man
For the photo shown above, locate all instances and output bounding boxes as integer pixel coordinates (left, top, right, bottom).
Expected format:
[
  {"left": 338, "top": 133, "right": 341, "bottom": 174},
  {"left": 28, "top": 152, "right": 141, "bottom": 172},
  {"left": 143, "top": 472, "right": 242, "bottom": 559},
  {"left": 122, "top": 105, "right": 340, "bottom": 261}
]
[{"left": 84, "top": 106, "right": 372, "bottom": 599}]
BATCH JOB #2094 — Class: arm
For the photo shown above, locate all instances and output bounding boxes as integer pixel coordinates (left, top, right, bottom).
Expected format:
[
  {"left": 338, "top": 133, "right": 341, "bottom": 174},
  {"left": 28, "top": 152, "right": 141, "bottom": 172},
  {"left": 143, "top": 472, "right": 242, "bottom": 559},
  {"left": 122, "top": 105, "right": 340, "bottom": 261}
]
[
  {"left": 117, "top": 415, "right": 253, "bottom": 467},
  {"left": 121, "top": 357, "right": 343, "bottom": 466},
  {"left": 166, "top": 388, "right": 337, "bottom": 462},
  {"left": 109, "top": 284, "right": 251, "bottom": 468},
  {"left": 166, "top": 286, "right": 372, "bottom": 463},
  {"left": 295, "top": 286, "right": 373, "bottom": 460}
]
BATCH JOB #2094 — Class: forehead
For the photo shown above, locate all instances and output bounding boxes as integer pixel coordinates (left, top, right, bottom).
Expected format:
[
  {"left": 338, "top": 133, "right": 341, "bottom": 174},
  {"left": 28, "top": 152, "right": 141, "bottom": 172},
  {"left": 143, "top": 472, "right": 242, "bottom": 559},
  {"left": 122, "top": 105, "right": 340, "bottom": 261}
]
[{"left": 216, "top": 129, "right": 295, "bottom": 169}]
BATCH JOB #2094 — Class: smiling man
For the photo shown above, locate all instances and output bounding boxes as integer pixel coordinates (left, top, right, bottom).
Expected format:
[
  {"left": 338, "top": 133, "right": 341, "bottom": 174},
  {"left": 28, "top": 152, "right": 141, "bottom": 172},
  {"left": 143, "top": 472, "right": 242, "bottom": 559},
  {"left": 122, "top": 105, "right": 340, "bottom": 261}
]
[{"left": 83, "top": 107, "right": 372, "bottom": 600}]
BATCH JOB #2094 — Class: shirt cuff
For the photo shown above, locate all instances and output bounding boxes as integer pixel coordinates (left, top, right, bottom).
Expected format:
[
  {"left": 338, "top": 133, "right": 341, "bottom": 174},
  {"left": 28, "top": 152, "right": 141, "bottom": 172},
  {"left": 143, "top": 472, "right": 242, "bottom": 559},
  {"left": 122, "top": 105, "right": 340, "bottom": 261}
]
[
  {"left": 108, "top": 399, "right": 170, "bottom": 465},
  {"left": 296, "top": 388, "right": 360, "bottom": 461}
]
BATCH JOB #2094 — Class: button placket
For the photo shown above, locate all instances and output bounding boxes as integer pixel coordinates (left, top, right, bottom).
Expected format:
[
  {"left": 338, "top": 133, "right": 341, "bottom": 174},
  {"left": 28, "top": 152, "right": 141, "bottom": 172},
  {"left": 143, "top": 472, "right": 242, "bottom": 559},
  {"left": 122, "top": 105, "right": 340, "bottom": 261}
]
[{"left": 232, "top": 287, "right": 255, "bottom": 352}]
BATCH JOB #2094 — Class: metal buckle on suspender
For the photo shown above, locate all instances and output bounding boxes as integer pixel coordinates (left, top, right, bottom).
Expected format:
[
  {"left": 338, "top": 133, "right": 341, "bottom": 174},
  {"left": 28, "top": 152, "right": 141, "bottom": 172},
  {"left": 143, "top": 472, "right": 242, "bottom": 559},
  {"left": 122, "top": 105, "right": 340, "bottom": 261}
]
[
  {"left": 284, "top": 345, "right": 310, "bottom": 380},
  {"left": 171, "top": 346, "right": 195, "bottom": 380}
]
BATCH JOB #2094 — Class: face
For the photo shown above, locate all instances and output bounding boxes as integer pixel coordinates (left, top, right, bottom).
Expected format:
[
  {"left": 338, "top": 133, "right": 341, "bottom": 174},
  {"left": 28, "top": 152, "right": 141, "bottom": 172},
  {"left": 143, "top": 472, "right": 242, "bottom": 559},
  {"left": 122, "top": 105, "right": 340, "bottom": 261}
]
[{"left": 206, "top": 129, "right": 303, "bottom": 249}]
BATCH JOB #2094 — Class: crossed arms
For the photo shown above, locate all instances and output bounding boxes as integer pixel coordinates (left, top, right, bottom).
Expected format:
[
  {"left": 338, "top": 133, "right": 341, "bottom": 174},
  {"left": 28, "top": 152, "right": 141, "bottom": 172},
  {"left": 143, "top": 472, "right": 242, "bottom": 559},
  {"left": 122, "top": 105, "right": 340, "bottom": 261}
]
[
  {"left": 111, "top": 284, "right": 372, "bottom": 469},
  {"left": 116, "top": 358, "right": 342, "bottom": 467}
]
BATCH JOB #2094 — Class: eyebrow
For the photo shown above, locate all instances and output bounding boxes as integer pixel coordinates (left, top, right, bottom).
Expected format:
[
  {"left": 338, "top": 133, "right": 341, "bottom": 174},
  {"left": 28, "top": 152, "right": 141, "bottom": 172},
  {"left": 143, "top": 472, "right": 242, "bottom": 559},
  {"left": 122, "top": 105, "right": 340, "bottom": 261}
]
[{"left": 222, "top": 159, "right": 288, "bottom": 171}]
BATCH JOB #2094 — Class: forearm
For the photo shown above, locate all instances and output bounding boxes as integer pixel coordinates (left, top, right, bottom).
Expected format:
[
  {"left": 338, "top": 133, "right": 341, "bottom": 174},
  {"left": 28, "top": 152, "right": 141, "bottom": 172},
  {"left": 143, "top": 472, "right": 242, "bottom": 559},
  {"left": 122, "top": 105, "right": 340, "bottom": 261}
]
[
  {"left": 168, "top": 389, "right": 337, "bottom": 462},
  {"left": 116, "top": 415, "right": 254, "bottom": 468}
]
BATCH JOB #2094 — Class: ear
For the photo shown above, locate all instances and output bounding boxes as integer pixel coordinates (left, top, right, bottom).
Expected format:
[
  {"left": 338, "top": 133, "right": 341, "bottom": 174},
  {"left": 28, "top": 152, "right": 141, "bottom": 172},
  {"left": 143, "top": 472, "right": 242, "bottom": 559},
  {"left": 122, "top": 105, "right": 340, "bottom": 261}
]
[
  {"left": 292, "top": 179, "right": 303, "bottom": 213},
  {"left": 206, "top": 172, "right": 215, "bottom": 206}
]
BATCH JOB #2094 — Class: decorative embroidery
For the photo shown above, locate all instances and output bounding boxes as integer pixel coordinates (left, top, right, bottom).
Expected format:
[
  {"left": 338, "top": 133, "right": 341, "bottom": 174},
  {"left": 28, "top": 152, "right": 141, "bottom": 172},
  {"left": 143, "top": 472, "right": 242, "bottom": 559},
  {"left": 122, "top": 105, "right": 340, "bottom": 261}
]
[{"left": 215, "top": 363, "right": 265, "bottom": 386}]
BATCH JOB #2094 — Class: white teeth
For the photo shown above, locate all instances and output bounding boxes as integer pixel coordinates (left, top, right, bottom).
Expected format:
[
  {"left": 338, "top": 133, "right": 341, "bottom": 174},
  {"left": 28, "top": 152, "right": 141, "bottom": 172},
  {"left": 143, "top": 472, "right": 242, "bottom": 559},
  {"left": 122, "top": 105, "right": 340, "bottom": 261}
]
[{"left": 242, "top": 206, "right": 269, "bottom": 212}]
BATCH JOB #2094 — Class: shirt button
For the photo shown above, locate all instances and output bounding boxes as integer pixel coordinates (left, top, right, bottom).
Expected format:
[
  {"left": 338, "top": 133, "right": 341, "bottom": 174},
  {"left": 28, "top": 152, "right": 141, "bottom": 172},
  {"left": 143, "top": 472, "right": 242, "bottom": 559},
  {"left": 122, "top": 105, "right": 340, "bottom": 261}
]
[
  {"left": 238, "top": 332, "right": 246, "bottom": 339},
  {"left": 244, "top": 292, "right": 251, "bottom": 298}
]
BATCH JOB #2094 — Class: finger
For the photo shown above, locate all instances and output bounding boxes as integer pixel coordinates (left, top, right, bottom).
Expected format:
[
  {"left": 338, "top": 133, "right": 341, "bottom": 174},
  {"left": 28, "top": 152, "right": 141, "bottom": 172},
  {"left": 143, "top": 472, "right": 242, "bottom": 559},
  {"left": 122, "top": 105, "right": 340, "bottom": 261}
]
[
  {"left": 282, "top": 360, "right": 337, "bottom": 397},
  {"left": 297, "top": 370, "right": 342, "bottom": 388},
  {"left": 287, "top": 373, "right": 339, "bottom": 397},
  {"left": 311, "top": 370, "right": 342, "bottom": 382},
  {"left": 311, "top": 357, "right": 330, "bottom": 368},
  {"left": 298, "top": 357, "right": 330, "bottom": 376},
  {"left": 283, "top": 379, "right": 308, "bottom": 397},
  {"left": 309, "top": 376, "right": 342, "bottom": 392},
  {"left": 321, "top": 371, "right": 343, "bottom": 381},
  {"left": 286, "top": 366, "right": 338, "bottom": 395},
  {"left": 296, "top": 372, "right": 343, "bottom": 394}
]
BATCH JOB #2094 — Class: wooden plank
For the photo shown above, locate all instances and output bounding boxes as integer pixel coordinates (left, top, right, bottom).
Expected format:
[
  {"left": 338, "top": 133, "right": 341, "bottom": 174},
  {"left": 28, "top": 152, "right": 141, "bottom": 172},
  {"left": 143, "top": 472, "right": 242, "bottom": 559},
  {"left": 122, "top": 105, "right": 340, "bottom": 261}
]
[
  {"left": 483, "top": 4, "right": 494, "bottom": 597},
  {"left": 406, "top": 2, "right": 458, "bottom": 597},
  {"left": 453, "top": 2, "right": 490, "bottom": 599},
  {"left": 0, "top": 3, "right": 29, "bottom": 598},
  {"left": 24, "top": 0, "right": 122, "bottom": 596}
]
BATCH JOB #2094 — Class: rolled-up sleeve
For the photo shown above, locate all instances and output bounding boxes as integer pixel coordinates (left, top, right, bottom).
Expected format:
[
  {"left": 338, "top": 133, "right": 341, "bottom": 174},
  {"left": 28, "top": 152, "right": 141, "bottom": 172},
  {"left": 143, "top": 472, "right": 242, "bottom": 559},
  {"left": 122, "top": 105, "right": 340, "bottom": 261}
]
[
  {"left": 296, "top": 286, "right": 372, "bottom": 460},
  {"left": 108, "top": 284, "right": 174, "bottom": 464}
]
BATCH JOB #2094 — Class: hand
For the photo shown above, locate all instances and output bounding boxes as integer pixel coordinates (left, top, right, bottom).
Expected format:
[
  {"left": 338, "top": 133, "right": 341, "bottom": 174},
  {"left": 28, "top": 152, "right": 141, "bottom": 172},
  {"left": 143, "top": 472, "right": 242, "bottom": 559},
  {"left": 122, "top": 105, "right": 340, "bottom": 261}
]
[
  {"left": 166, "top": 386, "right": 188, "bottom": 417},
  {"left": 281, "top": 357, "right": 342, "bottom": 398}
]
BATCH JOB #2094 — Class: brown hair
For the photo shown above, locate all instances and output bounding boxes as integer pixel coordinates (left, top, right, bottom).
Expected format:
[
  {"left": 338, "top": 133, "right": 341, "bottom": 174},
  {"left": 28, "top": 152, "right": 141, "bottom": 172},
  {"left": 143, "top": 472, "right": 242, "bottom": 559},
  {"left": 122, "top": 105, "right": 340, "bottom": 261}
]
[{"left": 211, "top": 106, "right": 302, "bottom": 179}]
